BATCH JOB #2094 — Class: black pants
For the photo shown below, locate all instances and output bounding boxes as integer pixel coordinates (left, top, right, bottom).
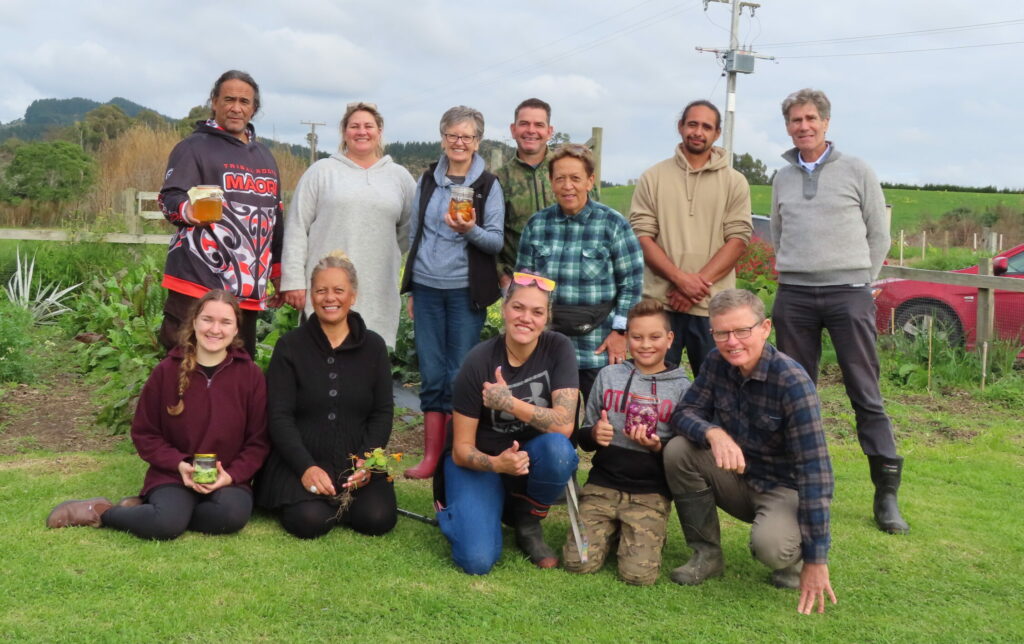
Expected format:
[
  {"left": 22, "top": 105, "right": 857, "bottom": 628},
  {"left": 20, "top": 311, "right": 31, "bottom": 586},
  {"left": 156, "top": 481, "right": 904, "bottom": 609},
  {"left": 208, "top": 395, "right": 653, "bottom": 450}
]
[
  {"left": 772, "top": 283, "right": 898, "bottom": 458},
  {"left": 278, "top": 474, "right": 397, "bottom": 540},
  {"left": 160, "top": 289, "right": 259, "bottom": 358},
  {"left": 666, "top": 311, "right": 714, "bottom": 378},
  {"left": 101, "top": 484, "right": 253, "bottom": 540}
]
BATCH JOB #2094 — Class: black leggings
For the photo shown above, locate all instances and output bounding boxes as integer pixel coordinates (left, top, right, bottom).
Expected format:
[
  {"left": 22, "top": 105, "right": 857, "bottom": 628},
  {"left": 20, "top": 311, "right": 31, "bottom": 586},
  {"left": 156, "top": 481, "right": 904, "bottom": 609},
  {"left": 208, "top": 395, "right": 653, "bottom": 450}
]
[
  {"left": 279, "top": 474, "right": 397, "bottom": 539},
  {"left": 102, "top": 484, "right": 253, "bottom": 541}
]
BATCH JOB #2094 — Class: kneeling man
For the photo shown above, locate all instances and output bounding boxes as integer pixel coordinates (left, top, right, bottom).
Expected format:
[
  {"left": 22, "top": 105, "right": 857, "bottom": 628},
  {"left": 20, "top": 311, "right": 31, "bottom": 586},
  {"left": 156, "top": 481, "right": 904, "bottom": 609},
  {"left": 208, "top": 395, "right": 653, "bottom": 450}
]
[{"left": 664, "top": 288, "right": 836, "bottom": 614}]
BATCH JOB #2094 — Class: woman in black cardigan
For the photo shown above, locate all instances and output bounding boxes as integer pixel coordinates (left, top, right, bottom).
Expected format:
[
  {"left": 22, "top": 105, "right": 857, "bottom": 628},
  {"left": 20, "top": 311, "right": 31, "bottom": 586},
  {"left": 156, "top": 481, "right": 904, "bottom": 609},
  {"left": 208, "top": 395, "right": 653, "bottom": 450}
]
[{"left": 256, "top": 252, "right": 397, "bottom": 538}]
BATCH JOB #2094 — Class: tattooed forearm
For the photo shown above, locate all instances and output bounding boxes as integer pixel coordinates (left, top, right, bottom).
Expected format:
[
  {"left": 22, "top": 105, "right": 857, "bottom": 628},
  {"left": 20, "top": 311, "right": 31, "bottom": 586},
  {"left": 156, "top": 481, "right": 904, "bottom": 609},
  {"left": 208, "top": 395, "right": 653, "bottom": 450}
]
[
  {"left": 483, "top": 384, "right": 515, "bottom": 413},
  {"left": 528, "top": 389, "right": 576, "bottom": 432},
  {"left": 467, "top": 447, "right": 494, "bottom": 472}
]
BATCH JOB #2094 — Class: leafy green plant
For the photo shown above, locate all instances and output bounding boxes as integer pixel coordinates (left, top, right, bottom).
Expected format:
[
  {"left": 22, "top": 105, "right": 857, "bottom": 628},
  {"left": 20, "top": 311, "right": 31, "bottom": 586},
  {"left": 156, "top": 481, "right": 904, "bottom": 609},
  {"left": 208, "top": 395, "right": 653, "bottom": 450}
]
[
  {"left": 254, "top": 305, "right": 299, "bottom": 370},
  {"left": 3, "top": 247, "right": 80, "bottom": 325},
  {"left": 67, "top": 256, "right": 165, "bottom": 434},
  {"left": 0, "top": 298, "right": 34, "bottom": 383}
]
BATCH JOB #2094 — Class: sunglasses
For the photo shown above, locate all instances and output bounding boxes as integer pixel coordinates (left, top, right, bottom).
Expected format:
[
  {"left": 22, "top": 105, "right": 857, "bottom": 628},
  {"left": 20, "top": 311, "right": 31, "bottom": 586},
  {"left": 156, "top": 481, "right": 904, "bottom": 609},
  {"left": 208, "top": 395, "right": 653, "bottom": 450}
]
[
  {"left": 512, "top": 272, "right": 556, "bottom": 292},
  {"left": 346, "top": 101, "right": 379, "bottom": 111}
]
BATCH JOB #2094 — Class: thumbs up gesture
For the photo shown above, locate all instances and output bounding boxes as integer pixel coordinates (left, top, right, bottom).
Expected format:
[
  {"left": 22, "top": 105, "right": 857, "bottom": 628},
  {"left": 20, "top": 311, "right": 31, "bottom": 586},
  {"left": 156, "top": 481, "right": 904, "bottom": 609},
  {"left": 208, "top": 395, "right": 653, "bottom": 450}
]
[
  {"left": 593, "top": 409, "right": 614, "bottom": 447},
  {"left": 482, "top": 366, "right": 515, "bottom": 413},
  {"left": 494, "top": 439, "right": 530, "bottom": 475}
]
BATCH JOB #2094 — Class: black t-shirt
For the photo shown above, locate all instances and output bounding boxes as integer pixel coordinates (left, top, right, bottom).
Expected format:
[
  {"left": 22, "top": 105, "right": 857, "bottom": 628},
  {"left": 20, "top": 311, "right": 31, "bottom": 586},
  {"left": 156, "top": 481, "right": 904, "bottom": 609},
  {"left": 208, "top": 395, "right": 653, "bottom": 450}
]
[{"left": 452, "top": 331, "right": 578, "bottom": 456}]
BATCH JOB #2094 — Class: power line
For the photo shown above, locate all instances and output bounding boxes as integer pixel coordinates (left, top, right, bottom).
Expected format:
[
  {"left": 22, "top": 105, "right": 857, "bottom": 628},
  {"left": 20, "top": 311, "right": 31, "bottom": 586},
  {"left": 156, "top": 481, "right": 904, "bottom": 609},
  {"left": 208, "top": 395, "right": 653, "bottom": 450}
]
[
  {"left": 776, "top": 39, "right": 1024, "bottom": 59},
  {"left": 761, "top": 18, "right": 1024, "bottom": 49},
  {"left": 395, "top": 1, "right": 701, "bottom": 109}
]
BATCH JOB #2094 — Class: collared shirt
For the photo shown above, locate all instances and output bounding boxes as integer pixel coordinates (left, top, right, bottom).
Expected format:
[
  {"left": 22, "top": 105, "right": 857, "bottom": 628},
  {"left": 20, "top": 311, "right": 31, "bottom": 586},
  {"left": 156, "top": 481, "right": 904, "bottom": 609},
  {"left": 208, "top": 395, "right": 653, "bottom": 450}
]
[
  {"left": 516, "top": 199, "right": 644, "bottom": 370},
  {"left": 797, "top": 143, "right": 832, "bottom": 174},
  {"left": 670, "top": 343, "right": 833, "bottom": 563}
]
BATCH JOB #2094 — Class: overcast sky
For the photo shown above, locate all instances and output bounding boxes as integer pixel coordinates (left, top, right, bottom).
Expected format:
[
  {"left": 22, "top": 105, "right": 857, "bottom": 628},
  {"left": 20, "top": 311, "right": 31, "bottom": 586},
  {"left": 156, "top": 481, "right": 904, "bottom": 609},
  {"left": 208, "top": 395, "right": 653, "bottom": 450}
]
[{"left": 2, "top": 0, "right": 1022, "bottom": 189}]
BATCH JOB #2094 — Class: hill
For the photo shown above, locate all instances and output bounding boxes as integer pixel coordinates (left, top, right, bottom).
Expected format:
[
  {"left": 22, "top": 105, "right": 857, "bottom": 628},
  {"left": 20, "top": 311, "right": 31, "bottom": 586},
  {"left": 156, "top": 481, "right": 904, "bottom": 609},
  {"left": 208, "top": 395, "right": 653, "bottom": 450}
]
[
  {"left": 0, "top": 97, "right": 173, "bottom": 143},
  {"left": 601, "top": 185, "right": 1024, "bottom": 235}
]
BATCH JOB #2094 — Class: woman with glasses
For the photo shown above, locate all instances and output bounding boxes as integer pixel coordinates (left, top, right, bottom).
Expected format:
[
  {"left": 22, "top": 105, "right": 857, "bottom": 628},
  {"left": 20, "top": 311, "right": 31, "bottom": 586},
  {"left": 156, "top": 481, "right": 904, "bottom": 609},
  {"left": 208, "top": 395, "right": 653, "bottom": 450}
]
[
  {"left": 401, "top": 105, "right": 505, "bottom": 479},
  {"left": 517, "top": 144, "right": 644, "bottom": 401},
  {"left": 280, "top": 102, "right": 415, "bottom": 348},
  {"left": 437, "top": 272, "right": 578, "bottom": 573}
]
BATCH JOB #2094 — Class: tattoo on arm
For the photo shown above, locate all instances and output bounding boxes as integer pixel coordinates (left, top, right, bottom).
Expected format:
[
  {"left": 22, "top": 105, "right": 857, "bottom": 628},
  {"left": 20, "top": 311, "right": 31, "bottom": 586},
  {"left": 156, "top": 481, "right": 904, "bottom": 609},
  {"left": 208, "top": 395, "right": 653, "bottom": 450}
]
[
  {"left": 528, "top": 389, "right": 576, "bottom": 432},
  {"left": 467, "top": 447, "right": 493, "bottom": 472},
  {"left": 483, "top": 385, "right": 515, "bottom": 413}
]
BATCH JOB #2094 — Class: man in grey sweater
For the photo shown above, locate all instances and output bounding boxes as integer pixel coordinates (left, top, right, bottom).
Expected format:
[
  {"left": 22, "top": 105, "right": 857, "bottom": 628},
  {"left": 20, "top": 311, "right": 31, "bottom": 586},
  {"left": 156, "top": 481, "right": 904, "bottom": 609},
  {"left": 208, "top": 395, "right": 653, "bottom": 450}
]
[{"left": 770, "top": 88, "right": 908, "bottom": 535}]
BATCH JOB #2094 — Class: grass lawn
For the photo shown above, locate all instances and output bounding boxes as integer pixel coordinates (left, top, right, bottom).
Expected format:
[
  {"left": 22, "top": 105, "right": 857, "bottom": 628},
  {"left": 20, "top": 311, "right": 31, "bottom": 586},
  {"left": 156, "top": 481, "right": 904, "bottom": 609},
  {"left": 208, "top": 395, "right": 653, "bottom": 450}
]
[
  {"left": 602, "top": 185, "right": 1024, "bottom": 236},
  {"left": 2, "top": 381, "right": 1022, "bottom": 643}
]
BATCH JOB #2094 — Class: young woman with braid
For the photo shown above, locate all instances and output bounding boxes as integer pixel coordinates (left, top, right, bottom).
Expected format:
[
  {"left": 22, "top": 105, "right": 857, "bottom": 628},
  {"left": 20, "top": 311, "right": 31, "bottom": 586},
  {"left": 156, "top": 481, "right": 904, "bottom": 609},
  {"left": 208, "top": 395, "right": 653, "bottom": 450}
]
[{"left": 46, "top": 289, "right": 270, "bottom": 539}]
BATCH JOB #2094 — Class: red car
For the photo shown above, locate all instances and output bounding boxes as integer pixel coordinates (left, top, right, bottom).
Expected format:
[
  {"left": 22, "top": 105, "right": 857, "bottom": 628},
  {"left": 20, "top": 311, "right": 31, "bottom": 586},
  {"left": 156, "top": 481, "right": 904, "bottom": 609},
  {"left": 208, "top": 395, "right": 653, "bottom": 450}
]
[{"left": 872, "top": 243, "right": 1024, "bottom": 354}]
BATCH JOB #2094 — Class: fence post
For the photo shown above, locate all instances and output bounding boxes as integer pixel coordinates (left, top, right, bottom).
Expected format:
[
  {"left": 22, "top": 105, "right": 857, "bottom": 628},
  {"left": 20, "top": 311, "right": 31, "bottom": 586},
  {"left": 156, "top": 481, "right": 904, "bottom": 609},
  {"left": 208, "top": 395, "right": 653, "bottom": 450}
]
[
  {"left": 585, "top": 126, "right": 603, "bottom": 201},
  {"left": 975, "top": 257, "right": 995, "bottom": 348},
  {"left": 899, "top": 230, "right": 904, "bottom": 266},
  {"left": 921, "top": 230, "right": 926, "bottom": 259},
  {"left": 123, "top": 189, "right": 141, "bottom": 235}
]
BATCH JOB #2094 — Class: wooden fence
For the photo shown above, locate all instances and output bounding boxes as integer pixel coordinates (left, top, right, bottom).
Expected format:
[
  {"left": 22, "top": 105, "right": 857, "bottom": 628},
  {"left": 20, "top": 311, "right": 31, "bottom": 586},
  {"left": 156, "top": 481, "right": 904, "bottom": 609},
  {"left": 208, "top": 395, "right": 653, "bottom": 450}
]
[
  {"left": 0, "top": 190, "right": 171, "bottom": 245},
  {"left": 877, "top": 262, "right": 1024, "bottom": 346}
]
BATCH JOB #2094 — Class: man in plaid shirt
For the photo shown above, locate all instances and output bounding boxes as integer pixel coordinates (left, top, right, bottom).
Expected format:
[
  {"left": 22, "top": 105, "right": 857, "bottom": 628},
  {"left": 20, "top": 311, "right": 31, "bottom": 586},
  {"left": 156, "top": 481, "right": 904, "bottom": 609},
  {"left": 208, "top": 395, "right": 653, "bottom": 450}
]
[
  {"left": 516, "top": 145, "right": 643, "bottom": 400},
  {"left": 664, "top": 288, "right": 837, "bottom": 615}
]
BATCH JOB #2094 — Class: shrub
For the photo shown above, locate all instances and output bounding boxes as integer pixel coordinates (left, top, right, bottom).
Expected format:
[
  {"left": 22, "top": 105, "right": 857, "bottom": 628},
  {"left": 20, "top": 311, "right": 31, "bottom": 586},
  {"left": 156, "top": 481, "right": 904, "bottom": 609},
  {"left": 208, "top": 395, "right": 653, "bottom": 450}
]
[
  {"left": 0, "top": 298, "right": 33, "bottom": 383},
  {"left": 736, "top": 238, "right": 777, "bottom": 283},
  {"left": 3, "top": 247, "right": 80, "bottom": 325},
  {"left": 67, "top": 256, "right": 165, "bottom": 434}
]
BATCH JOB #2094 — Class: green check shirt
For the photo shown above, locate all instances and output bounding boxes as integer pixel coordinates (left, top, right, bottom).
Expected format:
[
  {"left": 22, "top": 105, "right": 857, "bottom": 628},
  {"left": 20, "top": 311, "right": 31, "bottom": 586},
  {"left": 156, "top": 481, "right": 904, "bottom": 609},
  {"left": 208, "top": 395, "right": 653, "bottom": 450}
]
[{"left": 516, "top": 200, "right": 644, "bottom": 370}]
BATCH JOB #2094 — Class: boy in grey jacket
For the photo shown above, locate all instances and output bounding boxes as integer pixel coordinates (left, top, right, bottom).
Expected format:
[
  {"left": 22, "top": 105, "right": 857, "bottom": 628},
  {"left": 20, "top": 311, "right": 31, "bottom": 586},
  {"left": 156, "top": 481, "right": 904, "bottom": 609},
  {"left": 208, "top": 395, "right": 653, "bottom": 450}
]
[{"left": 563, "top": 299, "right": 691, "bottom": 585}]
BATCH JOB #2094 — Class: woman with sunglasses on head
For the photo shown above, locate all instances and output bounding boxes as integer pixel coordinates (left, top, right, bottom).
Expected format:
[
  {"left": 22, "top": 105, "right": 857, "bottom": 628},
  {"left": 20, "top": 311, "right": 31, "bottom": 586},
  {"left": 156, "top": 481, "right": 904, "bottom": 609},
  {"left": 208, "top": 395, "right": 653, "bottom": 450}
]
[
  {"left": 517, "top": 144, "right": 644, "bottom": 402},
  {"left": 47, "top": 290, "right": 270, "bottom": 540},
  {"left": 280, "top": 102, "right": 415, "bottom": 348},
  {"left": 437, "top": 272, "right": 579, "bottom": 574},
  {"left": 401, "top": 105, "right": 505, "bottom": 480}
]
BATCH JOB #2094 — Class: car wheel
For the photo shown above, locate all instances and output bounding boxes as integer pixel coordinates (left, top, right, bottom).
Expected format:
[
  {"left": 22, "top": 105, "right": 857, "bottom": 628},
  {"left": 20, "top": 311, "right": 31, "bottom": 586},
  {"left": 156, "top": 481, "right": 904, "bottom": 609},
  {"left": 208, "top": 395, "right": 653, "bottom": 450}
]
[{"left": 895, "top": 301, "right": 964, "bottom": 346}]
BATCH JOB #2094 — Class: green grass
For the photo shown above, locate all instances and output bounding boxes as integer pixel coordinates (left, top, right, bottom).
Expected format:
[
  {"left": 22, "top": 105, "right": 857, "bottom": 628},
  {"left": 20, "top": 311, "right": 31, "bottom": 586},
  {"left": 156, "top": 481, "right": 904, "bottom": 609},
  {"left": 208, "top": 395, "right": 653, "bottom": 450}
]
[
  {"left": 3, "top": 386, "right": 1023, "bottom": 643},
  {"left": 601, "top": 185, "right": 1024, "bottom": 235}
]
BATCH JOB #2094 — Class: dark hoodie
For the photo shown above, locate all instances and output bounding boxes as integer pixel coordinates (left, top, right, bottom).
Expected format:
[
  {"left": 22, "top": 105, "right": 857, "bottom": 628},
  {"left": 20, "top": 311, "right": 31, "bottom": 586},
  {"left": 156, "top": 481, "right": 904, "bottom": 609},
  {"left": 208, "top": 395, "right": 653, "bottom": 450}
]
[
  {"left": 131, "top": 346, "right": 270, "bottom": 496},
  {"left": 158, "top": 119, "right": 284, "bottom": 310},
  {"left": 576, "top": 360, "right": 691, "bottom": 496},
  {"left": 256, "top": 312, "right": 393, "bottom": 509}
]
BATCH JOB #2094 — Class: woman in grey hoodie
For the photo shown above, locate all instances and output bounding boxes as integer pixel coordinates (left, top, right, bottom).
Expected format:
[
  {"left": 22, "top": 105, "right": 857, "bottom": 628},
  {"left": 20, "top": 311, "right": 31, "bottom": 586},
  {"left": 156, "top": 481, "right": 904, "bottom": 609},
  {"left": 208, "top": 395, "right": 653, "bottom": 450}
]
[{"left": 280, "top": 102, "right": 416, "bottom": 348}]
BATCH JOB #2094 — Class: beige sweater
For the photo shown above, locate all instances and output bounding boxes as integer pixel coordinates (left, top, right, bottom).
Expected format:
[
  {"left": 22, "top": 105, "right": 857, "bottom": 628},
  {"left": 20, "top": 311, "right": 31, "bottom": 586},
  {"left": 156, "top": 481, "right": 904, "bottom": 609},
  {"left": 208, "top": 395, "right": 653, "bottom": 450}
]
[{"left": 629, "top": 145, "right": 752, "bottom": 316}]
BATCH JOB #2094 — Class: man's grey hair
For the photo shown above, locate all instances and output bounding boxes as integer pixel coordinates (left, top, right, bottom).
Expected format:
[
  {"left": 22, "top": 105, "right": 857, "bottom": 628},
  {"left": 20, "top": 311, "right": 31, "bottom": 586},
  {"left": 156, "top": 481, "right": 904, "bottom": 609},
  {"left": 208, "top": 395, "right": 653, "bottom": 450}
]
[
  {"left": 781, "top": 88, "right": 831, "bottom": 121},
  {"left": 440, "top": 105, "right": 485, "bottom": 139},
  {"left": 708, "top": 289, "right": 766, "bottom": 323}
]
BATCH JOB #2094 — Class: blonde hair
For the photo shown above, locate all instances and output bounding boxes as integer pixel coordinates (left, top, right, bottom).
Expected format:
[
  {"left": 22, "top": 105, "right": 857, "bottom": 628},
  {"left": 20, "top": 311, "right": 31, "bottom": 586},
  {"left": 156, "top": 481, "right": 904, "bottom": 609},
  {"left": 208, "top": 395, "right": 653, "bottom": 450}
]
[
  {"left": 167, "top": 290, "right": 243, "bottom": 416},
  {"left": 310, "top": 250, "right": 359, "bottom": 290}
]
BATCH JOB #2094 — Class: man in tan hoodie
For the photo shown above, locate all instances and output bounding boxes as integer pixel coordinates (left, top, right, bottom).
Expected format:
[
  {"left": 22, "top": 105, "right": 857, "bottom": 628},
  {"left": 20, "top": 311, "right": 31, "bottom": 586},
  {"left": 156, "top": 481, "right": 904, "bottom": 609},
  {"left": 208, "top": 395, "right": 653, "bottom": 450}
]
[{"left": 629, "top": 100, "right": 752, "bottom": 376}]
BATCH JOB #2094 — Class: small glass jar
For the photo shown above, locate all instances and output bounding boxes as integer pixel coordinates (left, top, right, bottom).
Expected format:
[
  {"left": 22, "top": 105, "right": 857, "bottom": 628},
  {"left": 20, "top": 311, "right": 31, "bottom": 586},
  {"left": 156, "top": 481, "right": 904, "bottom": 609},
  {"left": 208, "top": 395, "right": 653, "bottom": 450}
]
[
  {"left": 624, "top": 394, "right": 659, "bottom": 438},
  {"left": 193, "top": 454, "right": 217, "bottom": 484}
]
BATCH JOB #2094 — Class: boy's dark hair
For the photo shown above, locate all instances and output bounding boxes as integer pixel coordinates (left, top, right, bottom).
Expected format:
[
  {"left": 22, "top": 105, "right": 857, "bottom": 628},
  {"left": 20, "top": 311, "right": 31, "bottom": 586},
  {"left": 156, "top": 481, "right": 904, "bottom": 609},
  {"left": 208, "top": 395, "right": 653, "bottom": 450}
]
[{"left": 627, "top": 298, "right": 671, "bottom": 332}]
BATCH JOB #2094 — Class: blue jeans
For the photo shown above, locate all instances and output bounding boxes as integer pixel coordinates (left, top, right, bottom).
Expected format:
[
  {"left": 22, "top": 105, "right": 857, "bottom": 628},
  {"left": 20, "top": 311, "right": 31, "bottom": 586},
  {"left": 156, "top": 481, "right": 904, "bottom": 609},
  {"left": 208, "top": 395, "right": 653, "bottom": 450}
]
[
  {"left": 666, "top": 311, "right": 713, "bottom": 378},
  {"left": 411, "top": 284, "right": 486, "bottom": 412},
  {"left": 437, "top": 433, "right": 579, "bottom": 575}
]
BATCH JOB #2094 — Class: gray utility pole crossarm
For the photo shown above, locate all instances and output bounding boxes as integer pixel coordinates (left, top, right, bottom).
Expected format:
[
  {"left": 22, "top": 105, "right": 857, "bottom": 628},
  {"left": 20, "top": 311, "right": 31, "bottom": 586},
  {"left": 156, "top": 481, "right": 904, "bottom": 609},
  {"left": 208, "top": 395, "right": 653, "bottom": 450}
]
[
  {"left": 301, "top": 120, "right": 327, "bottom": 164},
  {"left": 696, "top": 0, "right": 774, "bottom": 167}
]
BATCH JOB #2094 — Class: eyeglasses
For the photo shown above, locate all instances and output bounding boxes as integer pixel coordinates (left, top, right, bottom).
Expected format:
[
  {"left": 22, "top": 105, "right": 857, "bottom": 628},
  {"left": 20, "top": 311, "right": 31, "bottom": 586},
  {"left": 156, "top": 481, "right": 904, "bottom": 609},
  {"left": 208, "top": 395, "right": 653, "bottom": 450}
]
[
  {"left": 512, "top": 272, "right": 556, "bottom": 292},
  {"left": 443, "top": 133, "right": 477, "bottom": 144},
  {"left": 711, "top": 326, "right": 756, "bottom": 342}
]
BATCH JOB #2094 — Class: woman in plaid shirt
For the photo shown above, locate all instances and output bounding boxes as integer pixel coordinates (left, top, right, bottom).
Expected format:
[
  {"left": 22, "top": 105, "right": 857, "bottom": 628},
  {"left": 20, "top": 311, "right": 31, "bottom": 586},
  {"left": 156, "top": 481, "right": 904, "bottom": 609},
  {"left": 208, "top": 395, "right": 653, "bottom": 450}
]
[{"left": 516, "top": 144, "right": 644, "bottom": 400}]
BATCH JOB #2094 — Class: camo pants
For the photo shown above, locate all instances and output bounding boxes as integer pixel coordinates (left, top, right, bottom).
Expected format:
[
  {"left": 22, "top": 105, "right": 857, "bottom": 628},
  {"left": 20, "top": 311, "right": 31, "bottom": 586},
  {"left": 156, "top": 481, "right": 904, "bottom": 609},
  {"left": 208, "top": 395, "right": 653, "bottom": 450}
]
[{"left": 562, "top": 483, "right": 671, "bottom": 586}]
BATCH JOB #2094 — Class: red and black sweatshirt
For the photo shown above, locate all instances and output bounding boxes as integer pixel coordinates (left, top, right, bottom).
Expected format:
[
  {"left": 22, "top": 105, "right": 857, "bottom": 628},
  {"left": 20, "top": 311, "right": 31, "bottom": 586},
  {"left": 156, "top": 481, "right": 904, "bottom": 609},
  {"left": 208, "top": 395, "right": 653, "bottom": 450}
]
[{"left": 158, "top": 120, "right": 284, "bottom": 310}]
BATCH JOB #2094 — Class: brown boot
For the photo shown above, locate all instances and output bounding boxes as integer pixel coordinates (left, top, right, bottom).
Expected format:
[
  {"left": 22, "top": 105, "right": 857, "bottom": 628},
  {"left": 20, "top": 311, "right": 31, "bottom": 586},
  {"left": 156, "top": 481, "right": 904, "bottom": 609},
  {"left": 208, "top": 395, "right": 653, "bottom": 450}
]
[
  {"left": 771, "top": 560, "right": 803, "bottom": 589},
  {"left": 511, "top": 494, "right": 558, "bottom": 569},
  {"left": 116, "top": 496, "right": 144, "bottom": 508},
  {"left": 46, "top": 497, "right": 113, "bottom": 529},
  {"left": 404, "top": 411, "right": 447, "bottom": 479}
]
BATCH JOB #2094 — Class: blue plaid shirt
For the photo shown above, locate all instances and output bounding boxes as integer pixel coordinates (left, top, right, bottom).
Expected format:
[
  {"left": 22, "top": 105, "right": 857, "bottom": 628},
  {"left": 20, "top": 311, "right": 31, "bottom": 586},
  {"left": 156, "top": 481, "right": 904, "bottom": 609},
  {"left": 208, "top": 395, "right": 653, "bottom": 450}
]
[
  {"left": 670, "top": 343, "right": 833, "bottom": 563},
  {"left": 516, "top": 200, "right": 644, "bottom": 370}
]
